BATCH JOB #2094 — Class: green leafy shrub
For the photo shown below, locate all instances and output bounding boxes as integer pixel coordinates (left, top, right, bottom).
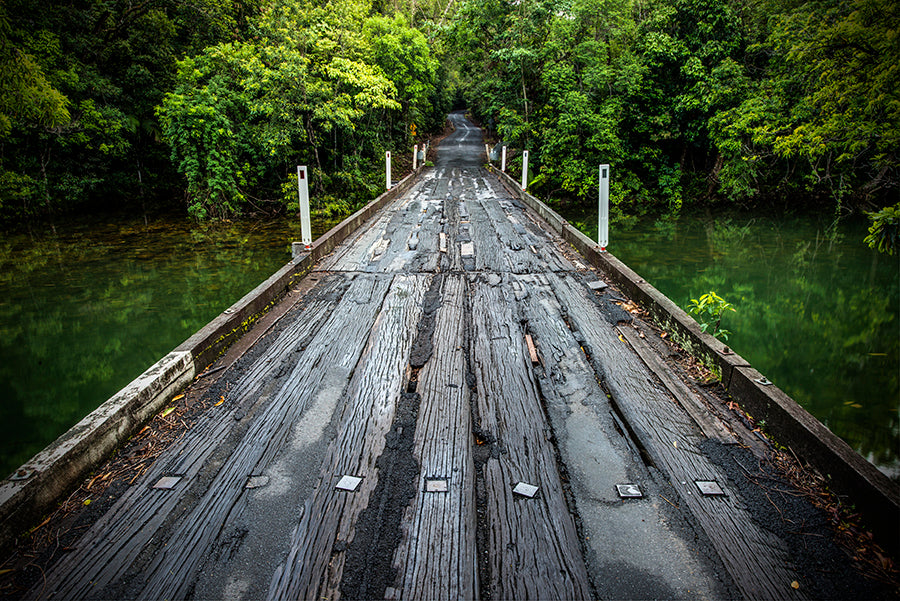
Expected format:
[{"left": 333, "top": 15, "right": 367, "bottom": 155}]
[
  {"left": 687, "top": 291, "right": 736, "bottom": 340},
  {"left": 864, "top": 203, "right": 899, "bottom": 256}
]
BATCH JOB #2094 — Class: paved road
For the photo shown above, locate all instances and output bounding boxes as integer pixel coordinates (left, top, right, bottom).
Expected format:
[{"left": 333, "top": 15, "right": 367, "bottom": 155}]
[{"left": 32, "top": 112, "right": 829, "bottom": 601}]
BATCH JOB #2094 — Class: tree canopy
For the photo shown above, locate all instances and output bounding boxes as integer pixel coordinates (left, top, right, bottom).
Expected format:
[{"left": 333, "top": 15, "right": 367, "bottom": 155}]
[
  {"left": 450, "top": 0, "right": 899, "bottom": 219},
  {"left": 0, "top": 0, "right": 896, "bottom": 227}
]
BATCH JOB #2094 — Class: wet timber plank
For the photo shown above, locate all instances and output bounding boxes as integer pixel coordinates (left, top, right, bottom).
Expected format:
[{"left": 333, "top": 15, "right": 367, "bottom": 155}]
[
  {"left": 131, "top": 273, "right": 394, "bottom": 600},
  {"left": 462, "top": 190, "right": 506, "bottom": 273},
  {"left": 322, "top": 177, "right": 448, "bottom": 274},
  {"left": 469, "top": 273, "right": 592, "bottom": 600},
  {"left": 33, "top": 274, "right": 354, "bottom": 600},
  {"left": 390, "top": 274, "right": 477, "bottom": 600},
  {"left": 501, "top": 198, "right": 575, "bottom": 272},
  {"left": 268, "top": 274, "right": 431, "bottom": 601},
  {"left": 549, "top": 271, "right": 807, "bottom": 600},
  {"left": 316, "top": 189, "right": 415, "bottom": 272},
  {"left": 513, "top": 273, "right": 731, "bottom": 598},
  {"left": 370, "top": 195, "right": 430, "bottom": 273}
]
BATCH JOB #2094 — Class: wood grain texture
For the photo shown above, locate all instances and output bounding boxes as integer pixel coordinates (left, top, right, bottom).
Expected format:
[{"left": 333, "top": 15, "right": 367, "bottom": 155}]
[
  {"left": 268, "top": 274, "right": 431, "bottom": 601},
  {"left": 469, "top": 273, "right": 592, "bottom": 600},
  {"left": 549, "top": 271, "right": 807, "bottom": 600},
  {"left": 390, "top": 275, "right": 477, "bottom": 601},
  {"left": 617, "top": 325, "right": 735, "bottom": 442}
]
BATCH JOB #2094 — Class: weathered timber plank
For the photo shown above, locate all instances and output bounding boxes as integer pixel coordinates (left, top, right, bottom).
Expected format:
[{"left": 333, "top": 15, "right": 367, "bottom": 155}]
[
  {"left": 321, "top": 175, "right": 446, "bottom": 274},
  {"left": 390, "top": 275, "right": 476, "bottom": 600},
  {"left": 504, "top": 197, "right": 577, "bottom": 272},
  {"left": 513, "top": 274, "right": 730, "bottom": 599},
  {"left": 461, "top": 180, "right": 509, "bottom": 273},
  {"left": 130, "top": 274, "right": 394, "bottom": 601},
  {"left": 439, "top": 186, "right": 464, "bottom": 273},
  {"left": 317, "top": 186, "right": 419, "bottom": 272},
  {"left": 371, "top": 194, "right": 430, "bottom": 272},
  {"left": 477, "top": 188, "right": 572, "bottom": 273},
  {"left": 32, "top": 275, "right": 353, "bottom": 601},
  {"left": 468, "top": 273, "right": 592, "bottom": 600},
  {"left": 267, "top": 274, "right": 431, "bottom": 601},
  {"left": 549, "top": 271, "right": 807, "bottom": 600},
  {"left": 414, "top": 198, "right": 444, "bottom": 273},
  {"left": 618, "top": 325, "right": 735, "bottom": 442}
]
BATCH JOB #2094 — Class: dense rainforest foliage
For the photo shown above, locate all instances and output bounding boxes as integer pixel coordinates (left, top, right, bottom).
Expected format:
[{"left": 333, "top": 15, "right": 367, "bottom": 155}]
[
  {"left": 450, "top": 0, "right": 899, "bottom": 221},
  {"left": 0, "top": 0, "right": 897, "bottom": 239},
  {"left": 0, "top": 0, "right": 452, "bottom": 222}
]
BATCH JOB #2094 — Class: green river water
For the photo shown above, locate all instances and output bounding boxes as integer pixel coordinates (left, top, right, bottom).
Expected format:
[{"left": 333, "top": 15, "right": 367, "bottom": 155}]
[
  {"left": 1, "top": 209, "right": 898, "bottom": 482},
  {"left": 564, "top": 207, "right": 899, "bottom": 481}
]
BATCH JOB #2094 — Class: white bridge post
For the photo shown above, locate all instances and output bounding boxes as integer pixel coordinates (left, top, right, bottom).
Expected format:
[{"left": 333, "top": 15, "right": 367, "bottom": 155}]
[
  {"left": 501, "top": 146, "right": 507, "bottom": 172},
  {"left": 386, "top": 151, "right": 392, "bottom": 189},
  {"left": 297, "top": 165, "right": 312, "bottom": 249},
  {"left": 413, "top": 144, "right": 418, "bottom": 171},
  {"left": 521, "top": 150, "right": 529, "bottom": 190},
  {"left": 598, "top": 164, "right": 610, "bottom": 252}
]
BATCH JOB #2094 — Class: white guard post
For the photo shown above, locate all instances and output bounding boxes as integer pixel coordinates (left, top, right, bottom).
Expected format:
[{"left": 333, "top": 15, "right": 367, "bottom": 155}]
[
  {"left": 386, "top": 151, "right": 392, "bottom": 189},
  {"left": 297, "top": 166, "right": 312, "bottom": 249},
  {"left": 501, "top": 146, "right": 507, "bottom": 172},
  {"left": 413, "top": 144, "right": 418, "bottom": 171},
  {"left": 521, "top": 150, "right": 529, "bottom": 190},
  {"left": 598, "top": 164, "right": 610, "bottom": 252}
]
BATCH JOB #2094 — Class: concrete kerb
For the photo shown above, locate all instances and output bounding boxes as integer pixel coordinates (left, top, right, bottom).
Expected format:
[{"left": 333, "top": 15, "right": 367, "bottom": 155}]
[
  {"left": 492, "top": 167, "right": 900, "bottom": 553},
  {"left": 0, "top": 168, "right": 424, "bottom": 553}
]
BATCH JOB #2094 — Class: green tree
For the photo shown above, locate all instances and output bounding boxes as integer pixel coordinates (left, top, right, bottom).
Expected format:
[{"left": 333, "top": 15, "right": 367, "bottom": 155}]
[
  {"left": 158, "top": 0, "right": 442, "bottom": 220},
  {"left": 711, "top": 0, "right": 900, "bottom": 209}
]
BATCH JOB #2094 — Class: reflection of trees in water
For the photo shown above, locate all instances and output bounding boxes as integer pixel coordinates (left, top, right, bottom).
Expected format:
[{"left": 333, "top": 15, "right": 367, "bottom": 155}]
[
  {"left": 561, "top": 207, "right": 900, "bottom": 481},
  {"left": 0, "top": 215, "right": 316, "bottom": 476}
]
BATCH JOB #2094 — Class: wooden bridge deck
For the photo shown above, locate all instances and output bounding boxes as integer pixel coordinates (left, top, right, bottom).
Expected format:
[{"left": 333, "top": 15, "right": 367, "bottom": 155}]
[{"left": 29, "top": 114, "right": 821, "bottom": 601}]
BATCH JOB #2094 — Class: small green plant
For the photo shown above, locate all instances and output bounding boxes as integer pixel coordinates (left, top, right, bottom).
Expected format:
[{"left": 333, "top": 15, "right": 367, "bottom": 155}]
[
  {"left": 687, "top": 291, "right": 737, "bottom": 340},
  {"left": 864, "top": 202, "right": 899, "bottom": 255}
]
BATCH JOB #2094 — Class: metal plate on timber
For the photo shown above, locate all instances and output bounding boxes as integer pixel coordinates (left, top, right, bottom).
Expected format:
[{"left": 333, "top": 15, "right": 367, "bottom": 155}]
[
  {"left": 616, "top": 484, "right": 643, "bottom": 498},
  {"left": 336, "top": 475, "right": 363, "bottom": 492},
  {"left": 512, "top": 482, "right": 539, "bottom": 498},
  {"left": 588, "top": 280, "right": 609, "bottom": 291},
  {"left": 695, "top": 480, "right": 726, "bottom": 496},
  {"left": 425, "top": 478, "right": 449, "bottom": 493},
  {"left": 153, "top": 476, "right": 182, "bottom": 490}
]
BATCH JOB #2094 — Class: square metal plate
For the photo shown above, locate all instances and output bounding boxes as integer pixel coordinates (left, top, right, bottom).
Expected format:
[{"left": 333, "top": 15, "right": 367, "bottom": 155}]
[
  {"left": 153, "top": 476, "right": 182, "bottom": 490},
  {"left": 336, "top": 475, "right": 363, "bottom": 492},
  {"left": 616, "top": 484, "right": 643, "bottom": 498},
  {"left": 513, "top": 482, "right": 539, "bottom": 498},
  {"left": 588, "top": 280, "right": 609, "bottom": 291},
  {"left": 695, "top": 480, "right": 725, "bottom": 496},
  {"left": 425, "top": 478, "right": 449, "bottom": 493}
]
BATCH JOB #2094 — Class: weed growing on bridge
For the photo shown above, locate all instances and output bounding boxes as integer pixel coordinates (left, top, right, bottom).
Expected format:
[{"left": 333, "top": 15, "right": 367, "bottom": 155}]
[{"left": 687, "top": 291, "right": 737, "bottom": 341}]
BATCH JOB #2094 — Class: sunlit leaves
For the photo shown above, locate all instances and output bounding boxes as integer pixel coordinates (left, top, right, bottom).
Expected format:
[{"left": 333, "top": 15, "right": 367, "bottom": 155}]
[{"left": 158, "top": 0, "right": 439, "bottom": 220}]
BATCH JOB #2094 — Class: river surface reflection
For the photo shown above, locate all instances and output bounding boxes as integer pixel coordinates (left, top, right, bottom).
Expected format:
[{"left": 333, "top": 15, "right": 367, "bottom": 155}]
[
  {"left": 0, "top": 213, "right": 338, "bottom": 477},
  {"left": 561, "top": 206, "right": 899, "bottom": 481}
]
